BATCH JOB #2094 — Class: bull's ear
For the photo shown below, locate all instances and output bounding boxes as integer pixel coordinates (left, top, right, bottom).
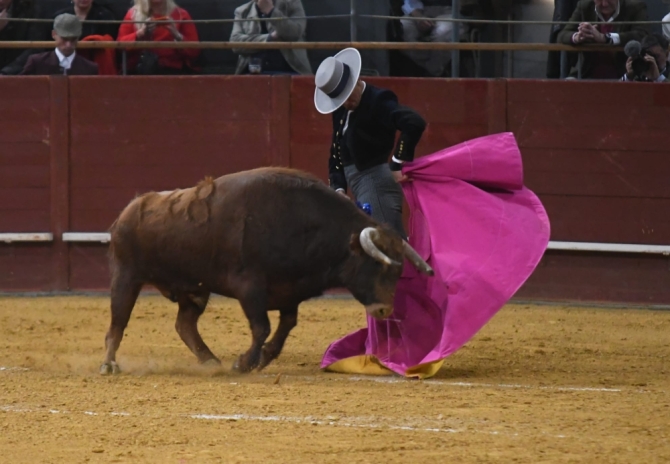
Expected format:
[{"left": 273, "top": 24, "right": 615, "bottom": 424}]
[{"left": 349, "top": 233, "right": 363, "bottom": 254}]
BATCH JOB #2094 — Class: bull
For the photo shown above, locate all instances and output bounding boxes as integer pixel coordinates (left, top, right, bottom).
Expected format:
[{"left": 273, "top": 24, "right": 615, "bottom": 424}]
[{"left": 100, "top": 167, "right": 433, "bottom": 375}]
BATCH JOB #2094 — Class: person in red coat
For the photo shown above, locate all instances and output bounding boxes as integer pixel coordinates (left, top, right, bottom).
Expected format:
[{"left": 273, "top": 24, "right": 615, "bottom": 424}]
[
  {"left": 117, "top": 0, "right": 200, "bottom": 75},
  {"left": 21, "top": 13, "right": 99, "bottom": 75}
]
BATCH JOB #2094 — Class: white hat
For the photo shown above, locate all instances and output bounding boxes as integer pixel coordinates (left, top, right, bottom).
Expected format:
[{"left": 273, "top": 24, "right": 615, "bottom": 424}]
[
  {"left": 314, "top": 48, "right": 362, "bottom": 115},
  {"left": 663, "top": 12, "right": 670, "bottom": 41}
]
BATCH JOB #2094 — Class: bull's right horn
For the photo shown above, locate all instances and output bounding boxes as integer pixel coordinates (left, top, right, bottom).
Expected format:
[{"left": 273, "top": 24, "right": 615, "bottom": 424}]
[
  {"left": 360, "top": 227, "right": 401, "bottom": 266},
  {"left": 402, "top": 240, "right": 434, "bottom": 276}
]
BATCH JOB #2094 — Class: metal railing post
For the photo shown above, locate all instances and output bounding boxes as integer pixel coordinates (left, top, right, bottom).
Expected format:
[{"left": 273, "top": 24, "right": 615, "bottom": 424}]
[
  {"left": 507, "top": 13, "right": 513, "bottom": 78},
  {"left": 560, "top": 50, "right": 567, "bottom": 78},
  {"left": 350, "top": 0, "right": 357, "bottom": 42},
  {"left": 451, "top": 0, "right": 460, "bottom": 77},
  {"left": 577, "top": 53, "right": 583, "bottom": 79}
]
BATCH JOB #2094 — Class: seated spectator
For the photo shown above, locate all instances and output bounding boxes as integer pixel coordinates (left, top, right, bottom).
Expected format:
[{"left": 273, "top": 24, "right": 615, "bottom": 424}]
[
  {"left": 51, "top": 0, "right": 119, "bottom": 75},
  {"left": 558, "top": 0, "right": 649, "bottom": 79},
  {"left": 117, "top": 0, "right": 200, "bottom": 75},
  {"left": 230, "top": 0, "right": 312, "bottom": 75},
  {"left": 399, "top": 0, "right": 467, "bottom": 77},
  {"left": 0, "top": 0, "right": 42, "bottom": 75},
  {"left": 621, "top": 33, "right": 669, "bottom": 82},
  {"left": 663, "top": 12, "right": 670, "bottom": 41},
  {"left": 20, "top": 13, "right": 99, "bottom": 75},
  {"left": 546, "top": 0, "right": 580, "bottom": 78},
  {"left": 52, "top": 0, "right": 117, "bottom": 39}
]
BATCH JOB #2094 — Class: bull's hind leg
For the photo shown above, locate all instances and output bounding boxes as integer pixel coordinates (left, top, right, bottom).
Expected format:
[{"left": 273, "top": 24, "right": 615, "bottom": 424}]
[
  {"left": 233, "top": 292, "right": 271, "bottom": 373},
  {"left": 175, "top": 292, "right": 220, "bottom": 365},
  {"left": 257, "top": 305, "right": 298, "bottom": 371},
  {"left": 100, "top": 270, "right": 142, "bottom": 375}
]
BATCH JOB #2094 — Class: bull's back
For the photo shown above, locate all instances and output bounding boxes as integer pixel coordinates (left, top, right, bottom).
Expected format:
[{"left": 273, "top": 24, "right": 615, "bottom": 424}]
[{"left": 109, "top": 167, "right": 371, "bottom": 286}]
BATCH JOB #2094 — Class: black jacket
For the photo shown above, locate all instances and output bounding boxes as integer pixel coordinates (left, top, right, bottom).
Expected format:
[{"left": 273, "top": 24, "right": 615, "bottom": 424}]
[
  {"left": 328, "top": 83, "right": 426, "bottom": 192},
  {"left": 20, "top": 50, "right": 99, "bottom": 75},
  {"left": 0, "top": 0, "right": 42, "bottom": 75},
  {"left": 50, "top": 2, "right": 119, "bottom": 40}
]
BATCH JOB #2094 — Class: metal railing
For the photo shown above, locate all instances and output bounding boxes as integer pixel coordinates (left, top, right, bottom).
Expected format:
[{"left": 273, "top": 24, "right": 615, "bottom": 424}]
[
  {"left": 2, "top": 232, "right": 669, "bottom": 255},
  {"left": 1, "top": 5, "right": 669, "bottom": 78}
]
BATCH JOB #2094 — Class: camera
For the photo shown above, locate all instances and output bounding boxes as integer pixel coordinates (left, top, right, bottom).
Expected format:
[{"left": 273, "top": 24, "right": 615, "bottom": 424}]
[{"left": 624, "top": 40, "right": 651, "bottom": 78}]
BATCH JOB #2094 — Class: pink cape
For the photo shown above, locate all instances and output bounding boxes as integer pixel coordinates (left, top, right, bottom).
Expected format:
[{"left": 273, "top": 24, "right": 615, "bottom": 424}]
[{"left": 320, "top": 132, "right": 551, "bottom": 378}]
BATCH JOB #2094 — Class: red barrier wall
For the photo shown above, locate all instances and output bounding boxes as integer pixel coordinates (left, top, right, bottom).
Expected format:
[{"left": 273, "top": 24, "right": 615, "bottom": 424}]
[{"left": 1, "top": 75, "right": 669, "bottom": 304}]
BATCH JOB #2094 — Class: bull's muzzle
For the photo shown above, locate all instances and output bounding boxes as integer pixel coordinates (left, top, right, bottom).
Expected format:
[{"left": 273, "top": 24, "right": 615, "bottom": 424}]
[{"left": 365, "top": 303, "right": 394, "bottom": 320}]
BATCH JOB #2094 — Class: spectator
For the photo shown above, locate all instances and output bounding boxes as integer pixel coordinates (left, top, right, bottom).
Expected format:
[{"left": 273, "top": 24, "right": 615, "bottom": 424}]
[
  {"left": 558, "top": 0, "right": 649, "bottom": 79},
  {"left": 399, "top": 0, "right": 467, "bottom": 77},
  {"left": 663, "top": 12, "right": 670, "bottom": 41},
  {"left": 117, "top": 0, "right": 200, "bottom": 75},
  {"left": 621, "top": 33, "right": 669, "bottom": 82},
  {"left": 230, "top": 0, "right": 312, "bottom": 75},
  {"left": 52, "top": 0, "right": 117, "bottom": 39},
  {"left": 0, "top": 0, "right": 42, "bottom": 75},
  {"left": 546, "top": 0, "right": 580, "bottom": 78},
  {"left": 50, "top": 0, "right": 118, "bottom": 75},
  {"left": 20, "top": 13, "right": 98, "bottom": 75}
]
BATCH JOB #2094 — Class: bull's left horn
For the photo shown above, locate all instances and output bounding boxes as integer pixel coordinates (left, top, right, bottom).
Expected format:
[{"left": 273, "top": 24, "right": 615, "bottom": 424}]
[
  {"left": 360, "top": 227, "right": 401, "bottom": 266},
  {"left": 402, "top": 240, "right": 434, "bottom": 276}
]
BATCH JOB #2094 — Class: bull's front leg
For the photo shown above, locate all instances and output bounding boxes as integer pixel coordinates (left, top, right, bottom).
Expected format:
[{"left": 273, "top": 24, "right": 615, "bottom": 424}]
[
  {"left": 257, "top": 305, "right": 298, "bottom": 371},
  {"left": 233, "top": 293, "right": 271, "bottom": 373}
]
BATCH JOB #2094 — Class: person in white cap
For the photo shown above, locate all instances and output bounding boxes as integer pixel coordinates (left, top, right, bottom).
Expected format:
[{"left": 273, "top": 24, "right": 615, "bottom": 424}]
[{"left": 314, "top": 48, "right": 426, "bottom": 239}]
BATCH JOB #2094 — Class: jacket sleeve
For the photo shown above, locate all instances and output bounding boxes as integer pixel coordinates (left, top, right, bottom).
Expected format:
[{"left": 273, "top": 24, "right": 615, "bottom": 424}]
[
  {"left": 117, "top": 10, "right": 139, "bottom": 41},
  {"left": 19, "top": 55, "right": 36, "bottom": 75},
  {"left": 557, "top": 1, "right": 583, "bottom": 45},
  {"left": 177, "top": 9, "right": 200, "bottom": 60},
  {"left": 618, "top": 2, "right": 649, "bottom": 44},
  {"left": 230, "top": 6, "right": 270, "bottom": 55},
  {"left": 374, "top": 92, "right": 426, "bottom": 163},
  {"left": 271, "top": 0, "right": 306, "bottom": 41}
]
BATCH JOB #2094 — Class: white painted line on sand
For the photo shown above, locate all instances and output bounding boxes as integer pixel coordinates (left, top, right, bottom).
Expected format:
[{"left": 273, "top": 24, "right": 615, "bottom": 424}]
[
  {"left": 1, "top": 404, "right": 568, "bottom": 439},
  {"left": 347, "top": 376, "right": 625, "bottom": 392},
  {"left": 0, "top": 367, "right": 30, "bottom": 372}
]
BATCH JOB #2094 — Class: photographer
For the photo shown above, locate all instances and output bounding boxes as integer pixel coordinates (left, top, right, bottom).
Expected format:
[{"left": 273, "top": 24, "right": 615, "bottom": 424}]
[
  {"left": 557, "top": 0, "right": 649, "bottom": 79},
  {"left": 621, "top": 33, "right": 669, "bottom": 82}
]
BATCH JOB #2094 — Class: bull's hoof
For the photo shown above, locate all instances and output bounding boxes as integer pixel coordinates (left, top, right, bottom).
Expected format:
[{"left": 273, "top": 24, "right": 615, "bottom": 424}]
[
  {"left": 99, "top": 361, "right": 121, "bottom": 375},
  {"left": 257, "top": 346, "right": 276, "bottom": 372},
  {"left": 201, "top": 358, "right": 222, "bottom": 367},
  {"left": 231, "top": 355, "right": 256, "bottom": 374}
]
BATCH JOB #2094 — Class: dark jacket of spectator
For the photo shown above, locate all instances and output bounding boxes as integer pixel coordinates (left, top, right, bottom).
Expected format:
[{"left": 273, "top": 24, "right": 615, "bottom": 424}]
[
  {"left": 0, "top": 0, "right": 42, "bottom": 75},
  {"left": 557, "top": 0, "right": 649, "bottom": 79},
  {"left": 20, "top": 49, "right": 99, "bottom": 75},
  {"left": 50, "top": 2, "right": 118, "bottom": 41}
]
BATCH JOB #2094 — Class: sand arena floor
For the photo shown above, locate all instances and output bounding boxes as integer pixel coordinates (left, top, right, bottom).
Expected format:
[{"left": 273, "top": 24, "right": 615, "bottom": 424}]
[{"left": 0, "top": 294, "right": 668, "bottom": 463}]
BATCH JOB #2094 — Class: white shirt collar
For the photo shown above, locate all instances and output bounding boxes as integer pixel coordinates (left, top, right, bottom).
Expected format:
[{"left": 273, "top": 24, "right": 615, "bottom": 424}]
[{"left": 54, "top": 48, "right": 76, "bottom": 70}]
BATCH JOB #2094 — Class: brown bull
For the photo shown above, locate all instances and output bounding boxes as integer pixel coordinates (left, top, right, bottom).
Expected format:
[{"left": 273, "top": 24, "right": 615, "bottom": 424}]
[{"left": 100, "top": 167, "right": 433, "bottom": 375}]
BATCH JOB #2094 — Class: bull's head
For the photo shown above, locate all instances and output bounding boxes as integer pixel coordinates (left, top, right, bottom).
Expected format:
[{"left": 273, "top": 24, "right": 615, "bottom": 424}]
[{"left": 346, "top": 226, "right": 434, "bottom": 320}]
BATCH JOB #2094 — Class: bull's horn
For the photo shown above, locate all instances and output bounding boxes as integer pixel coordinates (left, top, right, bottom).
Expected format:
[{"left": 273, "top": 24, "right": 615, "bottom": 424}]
[
  {"left": 360, "top": 227, "right": 401, "bottom": 266},
  {"left": 402, "top": 240, "right": 434, "bottom": 276}
]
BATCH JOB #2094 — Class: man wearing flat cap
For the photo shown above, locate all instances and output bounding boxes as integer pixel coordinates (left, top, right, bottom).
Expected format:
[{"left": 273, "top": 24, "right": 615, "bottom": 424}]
[
  {"left": 314, "top": 48, "right": 426, "bottom": 239},
  {"left": 21, "top": 13, "right": 98, "bottom": 75}
]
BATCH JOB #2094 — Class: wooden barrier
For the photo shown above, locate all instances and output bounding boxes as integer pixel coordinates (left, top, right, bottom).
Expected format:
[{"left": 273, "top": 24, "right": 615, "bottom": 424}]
[{"left": 1, "top": 75, "right": 669, "bottom": 304}]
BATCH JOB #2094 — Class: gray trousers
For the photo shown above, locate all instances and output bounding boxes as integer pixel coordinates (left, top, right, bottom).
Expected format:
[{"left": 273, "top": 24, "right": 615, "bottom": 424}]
[{"left": 344, "top": 163, "right": 407, "bottom": 239}]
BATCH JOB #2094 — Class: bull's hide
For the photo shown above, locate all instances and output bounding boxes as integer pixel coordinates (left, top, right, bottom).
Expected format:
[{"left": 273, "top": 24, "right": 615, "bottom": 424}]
[{"left": 320, "top": 132, "right": 551, "bottom": 379}]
